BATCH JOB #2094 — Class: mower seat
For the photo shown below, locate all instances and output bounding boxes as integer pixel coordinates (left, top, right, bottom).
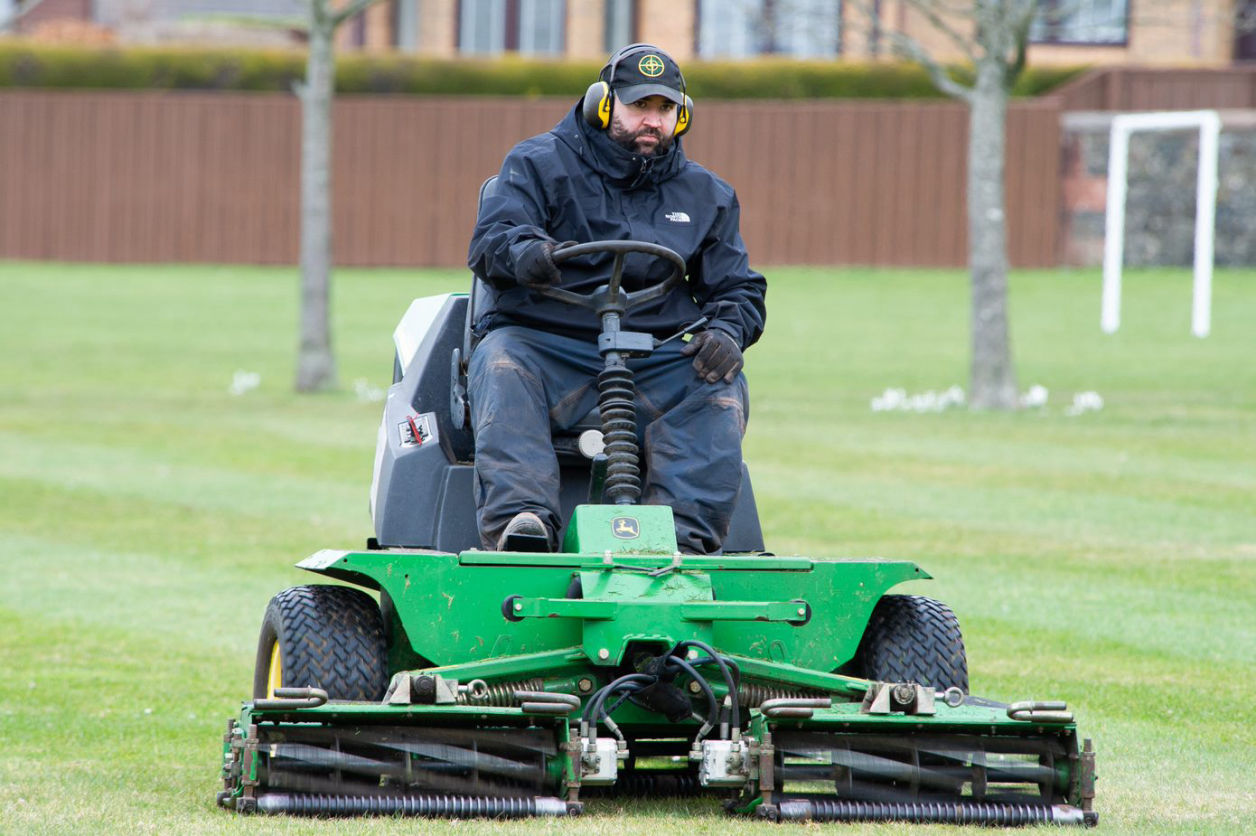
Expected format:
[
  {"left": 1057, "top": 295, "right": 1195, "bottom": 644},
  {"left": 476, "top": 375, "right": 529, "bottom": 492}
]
[{"left": 451, "top": 175, "right": 603, "bottom": 445}]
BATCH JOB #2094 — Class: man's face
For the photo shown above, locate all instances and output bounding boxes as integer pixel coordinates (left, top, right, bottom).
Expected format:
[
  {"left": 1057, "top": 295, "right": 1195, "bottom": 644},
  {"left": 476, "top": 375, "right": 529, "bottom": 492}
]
[{"left": 609, "top": 94, "right": 680, "bottom": 156}]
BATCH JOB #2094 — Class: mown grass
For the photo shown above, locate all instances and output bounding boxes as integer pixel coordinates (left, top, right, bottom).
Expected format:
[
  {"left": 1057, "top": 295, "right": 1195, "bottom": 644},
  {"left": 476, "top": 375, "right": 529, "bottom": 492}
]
[{"left": 0, "top": 262, "right": 1252, "bottom": 835}]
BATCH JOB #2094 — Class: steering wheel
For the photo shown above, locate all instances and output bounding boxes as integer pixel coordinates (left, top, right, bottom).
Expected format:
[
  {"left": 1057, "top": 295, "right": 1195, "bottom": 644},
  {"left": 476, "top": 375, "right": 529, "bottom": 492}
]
[{"left": 541, "top": 240, "right": 687, "bottom": 313}]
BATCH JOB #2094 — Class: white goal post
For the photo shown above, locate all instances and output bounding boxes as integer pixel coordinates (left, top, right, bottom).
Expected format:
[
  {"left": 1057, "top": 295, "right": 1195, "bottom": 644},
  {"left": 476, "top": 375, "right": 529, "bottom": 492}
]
[{"left": 1102, "top": 110, "right": 1220, "bottom": 338}]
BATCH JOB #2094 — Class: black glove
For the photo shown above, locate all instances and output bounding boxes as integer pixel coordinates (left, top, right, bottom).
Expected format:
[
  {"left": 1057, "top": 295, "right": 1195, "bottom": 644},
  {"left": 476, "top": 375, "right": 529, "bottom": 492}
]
[
  {"left": 681, "top": 329, "right": 743, "bottom": 383},
  {"left": 515, "top": 240, "right": 561, "bottom": 288}
]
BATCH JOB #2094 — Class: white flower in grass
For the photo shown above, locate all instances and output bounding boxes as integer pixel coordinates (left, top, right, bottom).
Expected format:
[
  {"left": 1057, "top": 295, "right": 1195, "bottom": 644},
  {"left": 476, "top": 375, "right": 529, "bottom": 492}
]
[
  {"left": 229, "top": 370, "right": 261, "bottom": 396},
  {"left": 871, "top": 388, "right": 907, "bottom": 412},
  {"left": 1066, "top": 391, "right": 1104, "bottom": 416},
  {"left": 872, "top": 386, "right": 965, "bottom": 413},
  {"left": 920, "top": 391, "right": 950, "bottom": 412},
  {"left": 1020, "top": 384, "right": 1049, "bottom": 408},
  {"left": 354, "top": 378, "right": 385, "bottom": 402}
]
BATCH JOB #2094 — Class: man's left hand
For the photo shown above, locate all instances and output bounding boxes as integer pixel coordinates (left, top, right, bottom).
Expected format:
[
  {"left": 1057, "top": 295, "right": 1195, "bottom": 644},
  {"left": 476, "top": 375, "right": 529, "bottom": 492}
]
[{"left": 681, "top": 329, "right": 743, "bottom": 383}]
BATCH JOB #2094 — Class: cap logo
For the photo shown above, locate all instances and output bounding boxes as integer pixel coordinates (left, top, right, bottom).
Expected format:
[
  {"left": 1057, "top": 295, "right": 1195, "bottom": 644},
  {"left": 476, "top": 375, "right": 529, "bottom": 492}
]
[{"left": 638, "top": 54, "right": 665, "bottom": 78}]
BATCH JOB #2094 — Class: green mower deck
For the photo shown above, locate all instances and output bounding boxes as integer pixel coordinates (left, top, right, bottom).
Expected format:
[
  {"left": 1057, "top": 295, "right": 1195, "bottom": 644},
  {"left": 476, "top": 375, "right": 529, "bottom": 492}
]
[{"left": 219, "top": 506, "right": 1097, "bottom": 826}]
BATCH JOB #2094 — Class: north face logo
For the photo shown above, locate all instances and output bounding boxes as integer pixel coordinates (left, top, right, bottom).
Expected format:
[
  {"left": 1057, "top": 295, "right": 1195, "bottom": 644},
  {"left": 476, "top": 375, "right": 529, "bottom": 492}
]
[{"left": 665, "top": 211, "right": 691, "bottom": 223}]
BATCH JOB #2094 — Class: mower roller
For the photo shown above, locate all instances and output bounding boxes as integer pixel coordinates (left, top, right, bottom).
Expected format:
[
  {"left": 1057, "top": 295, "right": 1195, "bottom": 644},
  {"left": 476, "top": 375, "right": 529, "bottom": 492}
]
[{"left": 218, "top": 236, "right": 1098, "bottom": 826}]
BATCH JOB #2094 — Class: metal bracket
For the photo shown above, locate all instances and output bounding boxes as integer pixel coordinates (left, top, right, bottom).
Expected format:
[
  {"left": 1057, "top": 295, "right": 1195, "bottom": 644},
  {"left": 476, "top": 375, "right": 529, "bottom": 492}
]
[
  {"left": 514, "top": 689, "right": 581, "bottom": 715},
  {"left": 861, "top": 682, "right": 936, "bottom": 715},
  {"left": 506, "top": 596, "right": 811, "bottom": 624},
  {"left": 597, "top": 330, "right": 655, "bottom": 356},
  {"left": 1007, "top": 700, "right": 1074, "bottom": 723},
  {"left": 253, "top": 687, "right": 327, "bottom": 710},
  {"left": 1080, "top": 737, "right": 1097, "bottom": 816},
  {"left": 384, "top": 674, "right": 488, "bottom": 705},
  {"left": 759, "top": 697, "right": 833, "bottom": 719}
]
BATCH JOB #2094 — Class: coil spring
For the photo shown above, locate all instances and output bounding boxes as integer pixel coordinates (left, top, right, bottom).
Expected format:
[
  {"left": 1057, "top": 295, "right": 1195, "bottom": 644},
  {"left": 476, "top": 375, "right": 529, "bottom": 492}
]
[
  {"left": 583, "top": 771, "right": 702, "bottom": 798},
  {"left": 778, "top": 799, "right": 1079, "bottom": 826},
  {"left": 461, "top": 678, "right": 544, "bottom": 706},
  {"left": 738, "top": 684, "right": 822, "bottom": 707},
  {"left": 255, "top": 793, "right": 563, "bottom": 817},
  {"left": 597, "top": 364, "right": 640, "bottom": 504}
]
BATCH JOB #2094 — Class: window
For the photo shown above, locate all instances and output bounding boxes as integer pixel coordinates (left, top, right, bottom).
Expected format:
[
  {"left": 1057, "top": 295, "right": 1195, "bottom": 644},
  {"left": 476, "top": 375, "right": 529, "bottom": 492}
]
[
  {"left": 394, "top": 0, "right": 418, "bottom": 51},
  {"left": 459, "top": 0, "right": 564, "bottom": 56},
  {"left": 604, "top": 0, "right": 635, "bottom": 53},
  {"left": 698, "top": 0, "right": 753, "bottom": 57},
  {"left": 1238, "top": 0, "right": 1256, "bottom": 60},
  {"left": 1031, "top": 0, "right": 1129, "bottom": 45},
  {"left": 697, "top": 0, "right": 841, "bottom": 59},
  {"left": 773, "top": 0, "right": 841, "bottom": 58},
  {"left": 518, "top": 0, "right": 564, "bottom": 55},
  {"left": 697, "top": 0, "right": 758, "bottom": 58},
  {"left": 460, "top": 0, "right": 506, "bottom": 54}
]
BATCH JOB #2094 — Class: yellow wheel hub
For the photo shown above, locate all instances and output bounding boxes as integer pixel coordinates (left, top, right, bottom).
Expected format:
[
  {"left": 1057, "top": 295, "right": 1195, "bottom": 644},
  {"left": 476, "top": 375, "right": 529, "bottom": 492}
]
[{"left": 266, "top": 641, "right": 282, "bottom": 699}]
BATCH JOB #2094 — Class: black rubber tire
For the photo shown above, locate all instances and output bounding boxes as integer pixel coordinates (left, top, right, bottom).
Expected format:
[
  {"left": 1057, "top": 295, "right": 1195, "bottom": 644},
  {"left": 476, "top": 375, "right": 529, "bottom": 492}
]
[
  {"left": 854, "top": 594, "right": 969, "bottom": 692},
  {"left": 252, "top": 585, "right": 389, "bottom": 701}
]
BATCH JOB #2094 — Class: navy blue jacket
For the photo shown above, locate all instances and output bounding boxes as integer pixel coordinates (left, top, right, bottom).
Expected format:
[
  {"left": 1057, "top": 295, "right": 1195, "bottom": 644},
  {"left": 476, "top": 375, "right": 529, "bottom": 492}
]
[{"left": 467, "top": 103, "right": 766, "bottom": 349}]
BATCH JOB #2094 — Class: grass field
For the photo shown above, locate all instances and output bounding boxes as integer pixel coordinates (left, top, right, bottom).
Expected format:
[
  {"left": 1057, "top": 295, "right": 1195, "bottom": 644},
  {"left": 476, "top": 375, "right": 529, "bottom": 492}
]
[{"left": 1, "top": 261, "right": 1253, "bottom": 835}]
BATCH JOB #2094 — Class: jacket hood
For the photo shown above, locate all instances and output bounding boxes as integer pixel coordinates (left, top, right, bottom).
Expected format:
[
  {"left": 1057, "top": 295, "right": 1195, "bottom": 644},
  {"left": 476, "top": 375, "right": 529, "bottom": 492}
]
[{"left": 552, "top": 102, "right": 685, "bottom": 190}]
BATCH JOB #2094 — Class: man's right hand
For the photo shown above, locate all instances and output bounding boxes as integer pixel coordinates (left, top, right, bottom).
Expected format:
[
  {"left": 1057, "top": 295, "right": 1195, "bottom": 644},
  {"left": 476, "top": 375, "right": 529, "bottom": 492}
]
[
  {"left": 681, "top": 329, "right": 744, "bottom": 383},
  {"left": 516, "top": 240, "right": 561, "bottom": 288}
]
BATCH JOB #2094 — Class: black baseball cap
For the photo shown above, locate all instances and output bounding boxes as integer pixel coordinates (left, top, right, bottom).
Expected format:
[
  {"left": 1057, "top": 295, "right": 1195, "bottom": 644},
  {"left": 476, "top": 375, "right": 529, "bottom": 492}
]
[{"left": 605, "top": 47, "right": 685, "bottom": 106}]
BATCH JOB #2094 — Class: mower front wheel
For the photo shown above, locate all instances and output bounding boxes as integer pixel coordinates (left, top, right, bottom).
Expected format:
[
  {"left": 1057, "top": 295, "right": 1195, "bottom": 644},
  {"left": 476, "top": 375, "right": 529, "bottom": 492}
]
[
  {"left": 252, "top": 584, "right": 389, "bottom": 701},
  {"left": 855, "top": 594, "right": 969, "bottom": 692}
]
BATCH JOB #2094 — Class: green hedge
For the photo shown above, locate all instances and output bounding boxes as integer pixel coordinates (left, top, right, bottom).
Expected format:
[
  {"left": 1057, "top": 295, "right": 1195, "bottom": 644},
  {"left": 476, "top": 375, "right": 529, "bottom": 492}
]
[{"left": 0, "top": 43, "right": 1086, "bottom": 99}]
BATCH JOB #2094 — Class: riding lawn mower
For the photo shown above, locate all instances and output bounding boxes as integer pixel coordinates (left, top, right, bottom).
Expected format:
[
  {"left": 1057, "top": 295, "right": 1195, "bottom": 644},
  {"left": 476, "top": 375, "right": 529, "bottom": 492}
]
[{"left": 217, "top": 233, "right": 1098, "bottom": 826}]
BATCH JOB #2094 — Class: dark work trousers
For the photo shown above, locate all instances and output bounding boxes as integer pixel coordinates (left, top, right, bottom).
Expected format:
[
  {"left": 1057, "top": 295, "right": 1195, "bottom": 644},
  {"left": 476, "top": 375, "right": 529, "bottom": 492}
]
[{"left": 468, "top": 326, "right": 749, "bottom": 554}]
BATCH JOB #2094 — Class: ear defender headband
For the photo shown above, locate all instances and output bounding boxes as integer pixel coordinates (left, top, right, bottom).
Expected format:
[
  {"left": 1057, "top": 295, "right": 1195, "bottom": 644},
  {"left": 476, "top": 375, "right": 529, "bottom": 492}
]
[{"left": 582, "top": 43, "right": 693, "bottom": 138}]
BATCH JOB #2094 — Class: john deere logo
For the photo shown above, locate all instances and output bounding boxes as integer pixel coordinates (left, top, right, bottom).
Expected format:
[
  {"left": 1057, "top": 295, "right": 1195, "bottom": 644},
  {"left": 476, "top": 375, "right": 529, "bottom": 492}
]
[
  {"left": 638, "top": 54, "right": 665, "bottom": 78},
  {"left": 612, "top": 516, "right": 640, "bottom": 539}
]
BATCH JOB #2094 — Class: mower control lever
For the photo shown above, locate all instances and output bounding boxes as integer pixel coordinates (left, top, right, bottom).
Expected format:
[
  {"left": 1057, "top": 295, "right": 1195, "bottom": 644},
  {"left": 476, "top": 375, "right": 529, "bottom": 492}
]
[{"left": 655, "top": 317, "right": 709, "bottom": 349}]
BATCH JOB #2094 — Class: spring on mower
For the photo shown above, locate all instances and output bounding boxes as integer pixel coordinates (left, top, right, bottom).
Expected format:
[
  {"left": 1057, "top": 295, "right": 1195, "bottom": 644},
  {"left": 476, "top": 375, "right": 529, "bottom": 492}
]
[
  {"left": 597, "top": 364, "right": 641, "bottom": 504},
  {"left": 776, "top": 800, "right": 1093, "bottom": 826},
  {"left": 254, "top": 793, "right": 569, "bottom": 817},
  {"left": 738, "top": 684, "right": 823, "bottom": 707},
  {"left": 583, "top": 771, "right": 702, "bottom": 798},
  {"left": 462, "top": 678, "right": 544, "bottom": 706}
]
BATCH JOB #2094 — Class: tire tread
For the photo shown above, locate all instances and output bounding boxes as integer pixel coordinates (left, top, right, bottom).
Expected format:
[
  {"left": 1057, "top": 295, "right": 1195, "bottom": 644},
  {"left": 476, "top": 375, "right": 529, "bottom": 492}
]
[
  {"left": 253, "top": 585, "right": 388, "bottom": 701},
  {"left": 855, "top": 594, "right": 969, "bottom": 692}
]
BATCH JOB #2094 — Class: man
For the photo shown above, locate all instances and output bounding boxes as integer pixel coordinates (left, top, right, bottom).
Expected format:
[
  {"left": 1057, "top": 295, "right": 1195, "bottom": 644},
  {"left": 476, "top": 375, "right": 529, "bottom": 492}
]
[{"left": 467, "top": 44, "right": 766, "bottom": 555}]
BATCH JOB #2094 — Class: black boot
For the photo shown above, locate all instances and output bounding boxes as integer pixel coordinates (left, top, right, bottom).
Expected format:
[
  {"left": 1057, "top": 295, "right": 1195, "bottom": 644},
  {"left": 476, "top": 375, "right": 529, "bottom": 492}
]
[{"left": 497, "top": 512, "right": 551, "bottom": 553}]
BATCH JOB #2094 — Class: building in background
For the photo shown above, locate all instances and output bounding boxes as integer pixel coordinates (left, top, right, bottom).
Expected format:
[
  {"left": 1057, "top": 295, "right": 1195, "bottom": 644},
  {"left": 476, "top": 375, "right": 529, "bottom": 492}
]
[{"left": 8, "top": 0, "right": 1254, "bottom": 63}]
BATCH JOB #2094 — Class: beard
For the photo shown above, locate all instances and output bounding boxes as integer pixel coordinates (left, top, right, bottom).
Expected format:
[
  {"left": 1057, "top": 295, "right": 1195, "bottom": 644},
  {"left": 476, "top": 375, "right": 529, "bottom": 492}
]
[{"left": 608, "top": 117, "right": 673, "bottom": 157}]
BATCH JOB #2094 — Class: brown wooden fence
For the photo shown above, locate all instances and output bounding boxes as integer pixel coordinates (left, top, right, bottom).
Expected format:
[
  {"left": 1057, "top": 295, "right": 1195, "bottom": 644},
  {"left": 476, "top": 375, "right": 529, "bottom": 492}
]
[
  {"left": 2, "top": 90, "right": 1064, "bottom": 267},
  {"left": 1054, "top": 66, "right": 1256, "bottom": 112}
]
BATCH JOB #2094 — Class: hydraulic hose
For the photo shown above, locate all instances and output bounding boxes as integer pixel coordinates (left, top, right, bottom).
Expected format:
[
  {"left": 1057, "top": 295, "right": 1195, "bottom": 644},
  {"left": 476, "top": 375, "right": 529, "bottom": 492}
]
[
  {"left": 583, "top": 673, "right": 655, "bottom": 733},
  {"left": 658, "top": 654, "right": 719, "bottom": 733},
  {"left": 668, "top": 640, "right": 741, "bottom": 731}
]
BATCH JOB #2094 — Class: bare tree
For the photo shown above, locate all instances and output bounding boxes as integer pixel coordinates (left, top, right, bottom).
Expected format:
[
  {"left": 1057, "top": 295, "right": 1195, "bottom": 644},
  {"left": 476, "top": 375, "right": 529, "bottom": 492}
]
[
  {"left": 295, "top": 0, "right": 383, "bottom": 392},
  {"left": 875, "top": 1, "right": 1041, "bottom": 410},
  {"left": 873, "top": 0, "right": 1256, "bottom": 409}
]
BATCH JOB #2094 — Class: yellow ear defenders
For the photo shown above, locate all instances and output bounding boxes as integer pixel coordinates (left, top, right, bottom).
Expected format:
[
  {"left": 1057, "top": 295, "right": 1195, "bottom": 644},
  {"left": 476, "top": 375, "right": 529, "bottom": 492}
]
[{"left": 582, "top": 43, "right": 693, "bottom": 138}]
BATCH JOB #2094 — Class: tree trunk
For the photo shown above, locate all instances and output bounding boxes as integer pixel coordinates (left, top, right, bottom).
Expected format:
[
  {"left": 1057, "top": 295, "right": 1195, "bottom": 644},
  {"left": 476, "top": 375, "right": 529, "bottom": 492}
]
[
  {"left": 295, "top": 6, "right": 337, "bottom": 392},
  {"left": 965, "top": 59, "right": 1018, "bottom": 410}
]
